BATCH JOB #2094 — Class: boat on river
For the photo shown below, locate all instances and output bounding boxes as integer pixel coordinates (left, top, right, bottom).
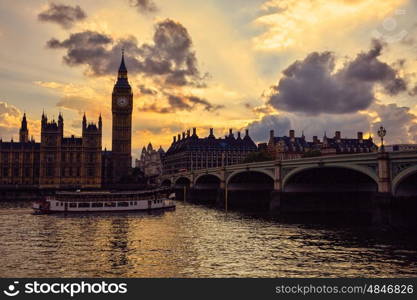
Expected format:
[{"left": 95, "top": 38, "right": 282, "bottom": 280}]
[{"left": 32, "top": 188, "right": 176, "bottom": 214}]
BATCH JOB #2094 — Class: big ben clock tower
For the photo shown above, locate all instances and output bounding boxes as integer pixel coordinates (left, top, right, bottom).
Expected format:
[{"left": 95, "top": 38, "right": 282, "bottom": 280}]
[{"left": 112, "top": 50, "right": 133, "bottom": 182}]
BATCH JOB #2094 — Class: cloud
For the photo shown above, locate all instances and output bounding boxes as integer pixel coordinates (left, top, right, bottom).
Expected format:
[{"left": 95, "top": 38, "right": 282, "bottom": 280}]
[
  {"left": 0, "top": 101, "right": 21, "bottom": 139},
  {"left": 247, "top": 101, "right": 417, "bottom": 144},
  {"left": 34, "top": 81, "right": 110, "bottom": 118},
  {"left": 247, "top": 113, "right": 371, "bottom": 143},
  {"left": 267, "top": 40, "right": 407, "bottom": 115},
  {"left": 247, "top": 114, "right": 291, "bottom": 142},
  {"left": 371, "top": 102, "right": 417, "bottom": 144},
  {"left": 129, "top": 0, "right": 158, "bottom": 14},
  {"left": 0, "top": 101, "right": 20, "bottom": 117},
  {"left": 38, "top": 3, "right": 87, "bottom": 29},
  {"left": 253, "top": 0, "right": 405, "bottom": 51},
  {"left": 0, "top": 101, "right": 41, "bottom": 141},
  {"left": 141, "top": 94, "right": 224, "bottom": 114},
  {"left": 138, "top": 84, "right": 157, "bottom": 95},
  {"left": 46, "top": 19, "right": 206, "bottom": 87}
]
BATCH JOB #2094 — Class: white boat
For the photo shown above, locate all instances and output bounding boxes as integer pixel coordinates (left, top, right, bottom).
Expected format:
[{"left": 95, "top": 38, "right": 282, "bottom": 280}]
[{"left": 32, "top": 188, "right": 176, "bottom": 214}]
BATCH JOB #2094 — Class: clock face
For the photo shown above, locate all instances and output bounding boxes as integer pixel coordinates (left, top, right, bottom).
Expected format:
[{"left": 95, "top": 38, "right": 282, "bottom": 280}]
[{"left": 117, "top": 97, "right": 128, "bottom": 107}]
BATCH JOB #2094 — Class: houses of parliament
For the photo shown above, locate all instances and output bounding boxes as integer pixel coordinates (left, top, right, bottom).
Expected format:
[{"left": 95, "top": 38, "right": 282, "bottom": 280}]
[{"left": 0, "top": 52, "right": 133, "bottom": 189}]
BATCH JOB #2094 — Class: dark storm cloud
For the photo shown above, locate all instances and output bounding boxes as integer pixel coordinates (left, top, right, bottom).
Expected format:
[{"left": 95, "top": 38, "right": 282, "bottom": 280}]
[
  {"left": 46, "top": 31, "right": 114, "bottom": 75},
  {"left": 247, "top": 115, "right": 291, "bottom": 142},
  {"left": 268, "top": 40, "right": 407, "bottom": 115},
  {"left": 247, "top": 103, "right": 417, "bottom": 144},
  {"left": 46, "top": 19, "right": 206, "bottom": 86},
  {"left": 141, "top": 95, "right": 223, "bottom": 114},
  {"left": 38, "top": 3, "right": 87, "bottom": 29},
  {"left": 129, "top": 0, "right": 158, "bottom": 14}
]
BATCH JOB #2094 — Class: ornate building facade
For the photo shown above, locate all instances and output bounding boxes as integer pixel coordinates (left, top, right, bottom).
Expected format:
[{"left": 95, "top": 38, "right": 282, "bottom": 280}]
[
  {"left": 135, "top": 143, "right": 165, "bottom": 184},
  {"left": 0, "top": 113, "right": 102, "bottom": 189},
  {"left": 163, "top": 128, "right": 258, "bottom": 175},
  {"left": 0, "top": 52, "right": 134, "bottom": 189},
  {"left": 267, "top": 129, "right": 377, "bottom": 159}
]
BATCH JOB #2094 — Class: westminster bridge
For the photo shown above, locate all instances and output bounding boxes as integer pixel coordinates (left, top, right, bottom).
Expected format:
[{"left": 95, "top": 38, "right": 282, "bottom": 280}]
[{"left": 161, "top": 151, "right": 417, "bottom": 216}]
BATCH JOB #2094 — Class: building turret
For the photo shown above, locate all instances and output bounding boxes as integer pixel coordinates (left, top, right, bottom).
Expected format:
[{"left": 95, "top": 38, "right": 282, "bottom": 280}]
[
  {"left": 41, "top": 110, "right": 47, "bottom": 127},
  {"left": 208, "top": 128, "right": 215, "bottom": 138},
  {"left": 82, "top": 113, "right": 87, "bottom": 131},
  {"left": 98, "top": 114, "right": 102, "bottom": 132},
  {"left": 58, "top": 112, "right": 64, "bottom": 137},
  {"left": 147, "top": 143, "right": 153, "bottom": 152},
  {"left": 19, "top": 113, "right": 29, "bottom": 143}
]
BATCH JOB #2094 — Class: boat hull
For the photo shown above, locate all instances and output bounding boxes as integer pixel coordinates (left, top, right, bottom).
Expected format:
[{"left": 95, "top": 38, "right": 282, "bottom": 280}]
[{"left": 32, "top": 189, "right": 176, "bottom": 214}]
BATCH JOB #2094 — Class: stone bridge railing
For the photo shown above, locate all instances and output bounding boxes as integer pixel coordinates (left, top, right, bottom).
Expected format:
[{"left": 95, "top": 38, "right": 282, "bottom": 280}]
[{"left": 161, "top": 151, "right": 417, "bottom": 196}]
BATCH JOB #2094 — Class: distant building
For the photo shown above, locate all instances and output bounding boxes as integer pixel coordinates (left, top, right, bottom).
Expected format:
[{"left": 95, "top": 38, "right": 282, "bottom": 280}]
[
  {"left": 385, "top": 144, "right": 417, "bottom": 152},
  {"left": 0, "top": 114, "right": 40, "bottom": 186},
  {"left": 268, "top": 130, "right": 377, "bottom": 160},
  {"left": 163, "top": 128, "right": 257, "bottom": 174},
  {"left": 135, "top": 143, "right": 165, "bottom": 184},
  {"left": 0, "top": 113, "right": 102, "bottom": 188}
]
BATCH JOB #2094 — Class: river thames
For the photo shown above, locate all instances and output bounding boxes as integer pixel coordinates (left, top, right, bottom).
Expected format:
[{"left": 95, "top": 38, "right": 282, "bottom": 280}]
[{"left": 0, "top": 200, "right": 416, "bottom": 278}]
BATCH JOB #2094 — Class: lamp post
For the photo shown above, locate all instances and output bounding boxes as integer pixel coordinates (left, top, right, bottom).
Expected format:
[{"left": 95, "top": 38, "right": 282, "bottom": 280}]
[{"left": 377, "top": 126, "right": 387, "bottom": 152}]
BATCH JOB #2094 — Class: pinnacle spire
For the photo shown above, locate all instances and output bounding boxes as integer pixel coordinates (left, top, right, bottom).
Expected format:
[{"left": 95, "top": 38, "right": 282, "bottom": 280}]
[
  {"left": 118, "top": 48, "right": 127, "bottom": 74},
  {"left": 21, "top": 113, "right": 27, "bottom": 130},
  {"left": 114, "top": 49, "right": 131, "bottom": 90}
]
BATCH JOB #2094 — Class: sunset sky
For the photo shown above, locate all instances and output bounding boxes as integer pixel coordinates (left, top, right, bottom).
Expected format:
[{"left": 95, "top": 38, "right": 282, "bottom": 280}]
[{"left": 1, "top": 0, "right": 417, "bottom": 158}]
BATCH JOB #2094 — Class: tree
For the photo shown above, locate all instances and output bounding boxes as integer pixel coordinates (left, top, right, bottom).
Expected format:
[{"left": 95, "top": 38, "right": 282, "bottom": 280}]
[
  {"left": 243, "top": 151, "right": 274, "bottom": 163},
  {"left": 302, "top": 149, "right": 322, "bottom": 158}
]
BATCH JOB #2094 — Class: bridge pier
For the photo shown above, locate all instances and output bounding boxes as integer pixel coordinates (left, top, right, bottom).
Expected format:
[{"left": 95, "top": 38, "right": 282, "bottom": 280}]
[
  {"left": 215, "top": 188, "right": 226, "bottom": 208},
  {"left": 270, "top": 162, "right": 283, "bottom": 212},
  {"left": 371, "top": 192, "right": 392, "bottom": 225},
  {"left": 269, "top": 191, "right": 282, "bottom": 212},
  {"left": 377, "top": 152, "right": 392, "bottom": 193}
]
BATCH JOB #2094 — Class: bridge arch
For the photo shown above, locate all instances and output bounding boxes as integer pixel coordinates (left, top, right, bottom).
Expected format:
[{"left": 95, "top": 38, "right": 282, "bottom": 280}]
[
  {"left": 195, "top": 173, "right": 222, "bottom": 184},
  {"left": 282, "top": 164, "right": 378, "bottom": 192},
  {"left": 226, "top": 169, "right": 274, "bottom": 186},
  {"left": 161, "top": 179, "right": 172, "bottom": 187},
  {"left": 225, "top": 170, "right": 274, "bottom": 210},
  {"left": 392, "top": 165, "right": 417, "bottom": 196},
  {"left": 174, "top": 176, "right": 191, "bottom": 186}
]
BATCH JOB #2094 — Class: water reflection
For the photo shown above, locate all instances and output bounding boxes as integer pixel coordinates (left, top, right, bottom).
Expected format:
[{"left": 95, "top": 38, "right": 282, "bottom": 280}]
[{"left": 0, "top": 201, "right": 416, "bottom": 278}]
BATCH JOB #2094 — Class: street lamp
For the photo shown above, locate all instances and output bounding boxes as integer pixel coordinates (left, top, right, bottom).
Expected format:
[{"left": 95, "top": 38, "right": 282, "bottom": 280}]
[{"left": 377, "top": 126, "right": 387, "bottom": 152}]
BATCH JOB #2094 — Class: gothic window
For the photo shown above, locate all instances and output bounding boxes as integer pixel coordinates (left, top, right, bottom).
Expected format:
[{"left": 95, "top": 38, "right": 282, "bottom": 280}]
[
  {"left": 24, "top": 152, "right": 31, "bottom": 161},
  {"left": 46, "top": 167, "right": 54, "bottom": 177}
]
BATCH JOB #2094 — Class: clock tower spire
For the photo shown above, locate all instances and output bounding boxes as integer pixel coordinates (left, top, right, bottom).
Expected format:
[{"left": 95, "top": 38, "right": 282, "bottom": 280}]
[{"left": 111, "top": 49, "right": 133, "bottom": 182}]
